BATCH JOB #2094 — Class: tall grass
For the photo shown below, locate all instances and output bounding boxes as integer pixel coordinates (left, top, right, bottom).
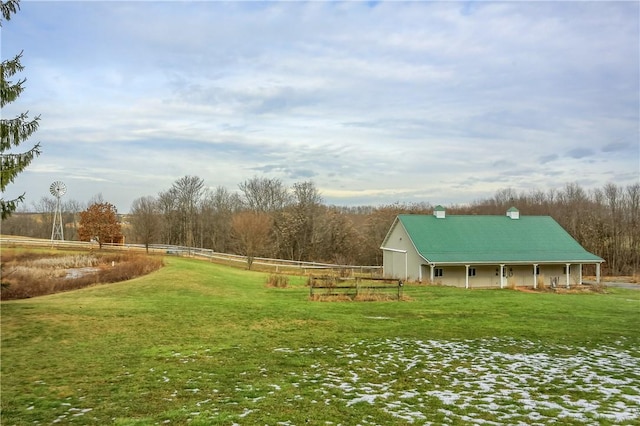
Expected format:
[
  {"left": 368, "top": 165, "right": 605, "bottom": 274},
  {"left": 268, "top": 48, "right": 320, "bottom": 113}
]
[
  {"left": 1, "top": 250, "right": 163, "bottom": 300},
  {"left": 265, "top": 273, "right": 289, "bottom": 288}
]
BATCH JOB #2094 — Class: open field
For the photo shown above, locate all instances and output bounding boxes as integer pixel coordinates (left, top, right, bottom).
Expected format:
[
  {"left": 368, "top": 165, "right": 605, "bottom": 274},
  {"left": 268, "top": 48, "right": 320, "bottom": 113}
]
[{"left": 1, "top": 255, "right": 639, "bottom": 425}]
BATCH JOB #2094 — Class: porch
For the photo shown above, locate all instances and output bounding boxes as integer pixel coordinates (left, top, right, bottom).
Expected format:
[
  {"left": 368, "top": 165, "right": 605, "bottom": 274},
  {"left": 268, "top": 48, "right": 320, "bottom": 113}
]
[{"left": 419, "top": 262, "right": 602, "bottom": 289}]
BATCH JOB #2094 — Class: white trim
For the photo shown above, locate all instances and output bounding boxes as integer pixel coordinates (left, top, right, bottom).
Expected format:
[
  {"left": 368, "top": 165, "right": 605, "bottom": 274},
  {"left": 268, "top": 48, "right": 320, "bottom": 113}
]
[
  {"left": 380, "top": 247, "right": 408, "bottom": 253},
  {"left": 425, "top": 259, "right": 603, "bottom": 266},
  {"left": 579, "top": 264, "right": 583, "bottom": 285},
  {"left": 465, "top": 265, "right": 470, "bottom": 289}
]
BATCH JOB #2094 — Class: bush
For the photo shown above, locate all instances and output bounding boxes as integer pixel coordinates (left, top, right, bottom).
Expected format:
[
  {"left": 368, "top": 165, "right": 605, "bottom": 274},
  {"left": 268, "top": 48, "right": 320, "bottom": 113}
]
[
  {"left": 266, "top": 274, "right": 288, "bottom": 288},
  {"left": 537, "top": 276, "right": 547, "bottom": 290}
]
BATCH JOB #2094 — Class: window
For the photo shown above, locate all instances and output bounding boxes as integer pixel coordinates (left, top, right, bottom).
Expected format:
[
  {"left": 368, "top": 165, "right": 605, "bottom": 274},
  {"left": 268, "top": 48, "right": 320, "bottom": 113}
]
[
  {"left": 534, "top": 266, "right": 540, "bottom": 275},
  {"left": 434, "top": 268, "right": 443, "bottom": 277},
  {"left": 468, "top": 268, "right": 476, "bottom": 277},
  {"left": 495, "top": 267, "right": 511, "bottom": 277}
]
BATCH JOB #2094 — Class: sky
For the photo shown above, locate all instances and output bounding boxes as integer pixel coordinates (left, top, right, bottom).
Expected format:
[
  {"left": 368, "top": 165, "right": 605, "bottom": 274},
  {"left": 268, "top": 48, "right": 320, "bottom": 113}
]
[{"left": 2, "top": 0, "right": 639, "bottom": 213}]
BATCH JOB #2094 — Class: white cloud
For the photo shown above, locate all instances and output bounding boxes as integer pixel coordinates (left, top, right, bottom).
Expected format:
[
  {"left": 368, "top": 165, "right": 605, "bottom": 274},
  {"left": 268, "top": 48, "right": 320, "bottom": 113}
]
[{"left": 2, "top": 0, "right": 637, "bottom": 212}]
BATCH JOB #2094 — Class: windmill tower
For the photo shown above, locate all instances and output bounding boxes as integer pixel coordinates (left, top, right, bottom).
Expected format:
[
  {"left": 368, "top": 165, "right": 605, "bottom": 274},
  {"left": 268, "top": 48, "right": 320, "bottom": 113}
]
[{"left": 50, "top": 181, "right": 66, "bottom": 242}]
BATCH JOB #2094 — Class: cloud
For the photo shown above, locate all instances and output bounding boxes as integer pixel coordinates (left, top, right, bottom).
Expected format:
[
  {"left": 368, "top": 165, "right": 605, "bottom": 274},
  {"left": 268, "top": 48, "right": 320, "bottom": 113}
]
[
  {"left": 538, "top": 154, "right": 558, "bottom": 164},
  {"left": 566, "top": 148, "right": 595, "bottom": 159},
  {"left": 602, "top": 141, "right": 634, "bottom": 153},
  {"left": 2, "top": 1, "right": 638, "bottom": 212}
]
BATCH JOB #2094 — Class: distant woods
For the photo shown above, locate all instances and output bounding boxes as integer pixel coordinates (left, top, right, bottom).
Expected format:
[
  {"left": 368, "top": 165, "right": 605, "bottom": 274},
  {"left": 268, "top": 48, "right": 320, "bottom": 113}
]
[{"left": 3, "top": 178, "right": 638, "bottom": 276}]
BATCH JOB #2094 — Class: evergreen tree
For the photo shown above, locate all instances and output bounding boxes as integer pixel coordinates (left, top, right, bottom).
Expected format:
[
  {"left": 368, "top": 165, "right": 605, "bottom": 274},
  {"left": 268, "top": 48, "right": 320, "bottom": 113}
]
[{"left": 1, "top": 0, "right": 42, "bottom": 219}]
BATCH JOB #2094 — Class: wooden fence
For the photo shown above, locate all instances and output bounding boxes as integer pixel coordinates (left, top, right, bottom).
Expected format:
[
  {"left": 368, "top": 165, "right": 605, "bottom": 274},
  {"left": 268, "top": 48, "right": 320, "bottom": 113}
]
[
  {"left": 0, "top": 237, "right": 383, "bottom": 277},
  {"left": 309, "top": 276, "right": 404, "bottom": 300}
]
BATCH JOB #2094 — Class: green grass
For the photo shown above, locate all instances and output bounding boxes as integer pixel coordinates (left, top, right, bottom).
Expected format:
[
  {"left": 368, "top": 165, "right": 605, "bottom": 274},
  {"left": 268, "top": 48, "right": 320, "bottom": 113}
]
[{"left": 2, "top": 256, "right": 639, "bottom": 425}]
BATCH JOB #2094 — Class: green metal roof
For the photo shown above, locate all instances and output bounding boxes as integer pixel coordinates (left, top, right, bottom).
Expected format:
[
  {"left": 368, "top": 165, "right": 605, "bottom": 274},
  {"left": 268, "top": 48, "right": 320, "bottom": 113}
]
[{"left": 393, "top": 214, "right": 603, "bottom": 264}]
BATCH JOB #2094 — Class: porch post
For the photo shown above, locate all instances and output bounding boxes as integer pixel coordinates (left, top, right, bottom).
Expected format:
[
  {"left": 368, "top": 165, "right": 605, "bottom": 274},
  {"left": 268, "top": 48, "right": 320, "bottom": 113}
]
[
  {"left": 596, "top": 263, "right": 601, "bottom": 284},
  {"left": 430, "top": 264, "right": 435, "bottom": 283},
  {"left": 579, "top": 264, "right": 583, "bottom": 285},
  {"left": 533, "top": 264, "right": 538, "bottom": 289},
  {"left": 565, "top": 263, "right": 571, "bottom": 289},
  {"left": 500, "top": 264, "right": 505, "bottom": 289},
  {"left": 465, "top": 265, "right": 470, "bottom": 289},
  {"left": 404, "top": 251, "right": 408, "bottom": 281}
]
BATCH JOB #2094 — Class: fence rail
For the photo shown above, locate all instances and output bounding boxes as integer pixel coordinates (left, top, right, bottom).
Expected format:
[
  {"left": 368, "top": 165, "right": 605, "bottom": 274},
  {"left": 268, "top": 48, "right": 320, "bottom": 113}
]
[
  {"left": 309, "top": 276, "right": 403, "bottom": 299},
  {"left": 0, "top": 237, "right": 383, "bottom": 276}
]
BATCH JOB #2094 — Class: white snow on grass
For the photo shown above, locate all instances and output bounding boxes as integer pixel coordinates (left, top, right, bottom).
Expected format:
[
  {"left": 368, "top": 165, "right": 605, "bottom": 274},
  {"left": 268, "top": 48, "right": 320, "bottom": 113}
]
[
  {"left": 131, "top": 337, "right": 638, "bottom": 424},
  {"left": 260, "top": 337, "right": 640, "bottom": 425}
]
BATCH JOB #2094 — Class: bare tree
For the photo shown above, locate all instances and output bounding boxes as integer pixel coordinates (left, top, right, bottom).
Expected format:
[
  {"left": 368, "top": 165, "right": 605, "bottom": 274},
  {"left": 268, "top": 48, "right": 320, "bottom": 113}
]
[
  {"left": 603, "top": 183, "right": 622, "bottom": 274},
  {"left": 199, "top": 186, "right": 242, "bottom": 252},
  {"left": 557, "top": 182, "right": 589, "bottom": 242},
  {"left": 316, "top": 207, "right": 362, "bottom": 264},
  {"left": 626, "top": 183, "right": 640, "bottom": 274},
  {"left": 62, "top": 199, "right": 83, "bottom": 240},
  {"left": 0, "top": 203, "right": 35, "bottom": 236},
  {"left": 231, "top": 211, "right": 272, "bottom": 270},
  {"left": 238, "top": 177, "right": 291, "bottom": 213},
  {"left": 31, "top": 196, "right": 56, "bottom": 237},
  {"left": 88, "top": 193, "right": 105, "bottom": 206},
  {"left": 276, "top": 181, "right": 323, "bottom": 261},
  {"left": 157, "top": 189, "right": 179, "bottom": 245},
  {"left": 130, "top": 196, "right": 160, "bottom": 253},
  {"left": 171, "top": 175, "right": 205, "bottom": 249}
]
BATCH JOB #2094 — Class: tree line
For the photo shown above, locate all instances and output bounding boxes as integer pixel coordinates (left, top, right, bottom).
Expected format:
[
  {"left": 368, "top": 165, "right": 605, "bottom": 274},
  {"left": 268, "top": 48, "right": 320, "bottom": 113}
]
[{"left": 3, "top": 178, "right": 638, "bottom": 276}]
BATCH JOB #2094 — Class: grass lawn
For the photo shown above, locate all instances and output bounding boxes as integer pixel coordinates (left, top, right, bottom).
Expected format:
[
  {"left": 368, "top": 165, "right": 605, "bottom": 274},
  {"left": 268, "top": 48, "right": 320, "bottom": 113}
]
[{"left": 2, "top": 255, "right": 639, "bottom": 425}]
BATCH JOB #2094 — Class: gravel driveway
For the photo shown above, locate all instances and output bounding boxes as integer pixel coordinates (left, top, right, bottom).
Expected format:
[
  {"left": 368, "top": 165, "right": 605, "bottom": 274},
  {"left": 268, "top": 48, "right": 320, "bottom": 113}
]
[{"left": 584, "top": 281, "right": 640, "bottom": 290}]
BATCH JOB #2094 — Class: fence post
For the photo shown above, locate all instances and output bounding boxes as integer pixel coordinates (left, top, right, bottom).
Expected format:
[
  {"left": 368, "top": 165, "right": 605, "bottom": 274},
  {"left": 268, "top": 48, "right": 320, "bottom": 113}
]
[{"left": 398, "top": 280, "right": 403, "bottom": 300}]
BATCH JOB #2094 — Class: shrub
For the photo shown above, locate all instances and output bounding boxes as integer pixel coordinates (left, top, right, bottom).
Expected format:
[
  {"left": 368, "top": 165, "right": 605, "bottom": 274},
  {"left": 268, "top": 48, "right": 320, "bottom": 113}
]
[
  {"left": 309, "top": 294, "right": 352, "bottom": 302},
  {"left": 307, "top": 275, "right": 337, "bottom": 288},
  {"left": 98, "top": 255, "right": 163, "bottom": 283},
  {"left": 353, "top": 290, "right": 395, "bottom": 302},
  {"left": 537, "top": 276, "right": 547, "bottom": 290},
  {"left": 338, "top": 268, "right": 352, "bottom": 278},
  {"left": 266, "top": 274, "right": 289, "bottom": 288}
]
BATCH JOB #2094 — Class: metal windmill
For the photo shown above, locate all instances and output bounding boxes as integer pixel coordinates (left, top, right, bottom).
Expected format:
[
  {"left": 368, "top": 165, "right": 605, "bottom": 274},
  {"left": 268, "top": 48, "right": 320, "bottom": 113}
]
[{"left": 50, "top": 181, "right": 66, "bottom": 242}]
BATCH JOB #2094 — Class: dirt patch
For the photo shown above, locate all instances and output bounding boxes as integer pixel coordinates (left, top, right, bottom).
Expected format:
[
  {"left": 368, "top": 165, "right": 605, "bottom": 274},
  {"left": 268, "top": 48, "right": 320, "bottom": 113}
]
[
  {"left": 514, "top": 284, "right": 607, "bottom": 294},
  {"left": 584, "top": 275, "right": 640, "bottom": 284}
]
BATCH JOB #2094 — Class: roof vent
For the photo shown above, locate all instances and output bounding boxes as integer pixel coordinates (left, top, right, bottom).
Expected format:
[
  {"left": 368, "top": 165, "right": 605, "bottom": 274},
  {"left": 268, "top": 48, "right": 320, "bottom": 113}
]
[
  {"left": 506, "top": 207, "right": 520, "bottom": 220},
  {"left": 434, "top": 205, "right": 446, "bottom": 219}
]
